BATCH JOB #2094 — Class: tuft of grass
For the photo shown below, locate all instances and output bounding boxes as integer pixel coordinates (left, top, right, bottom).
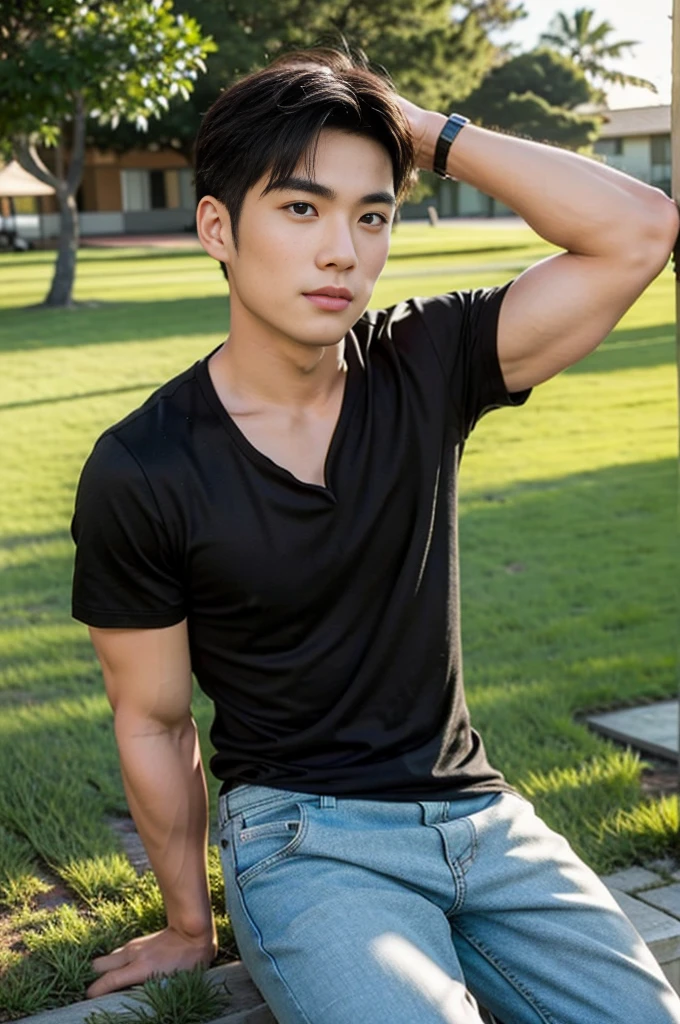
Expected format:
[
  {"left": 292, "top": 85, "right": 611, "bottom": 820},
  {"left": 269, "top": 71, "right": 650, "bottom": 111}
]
[
  {"left": 0, "top": 825, "right": 48, "bottom": 909},
  {"left": 60, "top": 854, "right": 141, "bottom": 906},
  {"left": 83, "top": 965, "right": 232, "bottom": 1024}
]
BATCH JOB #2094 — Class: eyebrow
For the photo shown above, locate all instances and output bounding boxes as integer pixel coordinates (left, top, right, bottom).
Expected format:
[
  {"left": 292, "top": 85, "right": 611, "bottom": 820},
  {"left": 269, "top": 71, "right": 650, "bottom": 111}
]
[{"left": 266, "top": 175, "right": 396, "bottom": 208}]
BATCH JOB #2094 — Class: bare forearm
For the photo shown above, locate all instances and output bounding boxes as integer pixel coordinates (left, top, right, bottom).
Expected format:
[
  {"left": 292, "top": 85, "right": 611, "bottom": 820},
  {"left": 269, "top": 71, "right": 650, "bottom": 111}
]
[
  {"left": 114, "top": 711, "right": 214, "bottom": 939},
  {"left": 417, "top": 111, "right": 678, "bottom": 258}
]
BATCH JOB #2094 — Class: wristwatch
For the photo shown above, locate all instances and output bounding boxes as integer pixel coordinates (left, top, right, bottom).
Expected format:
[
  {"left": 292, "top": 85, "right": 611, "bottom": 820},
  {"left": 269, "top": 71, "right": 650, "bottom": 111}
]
[{"left": 433, "top": 112, "right": 469, "bottom": 179}]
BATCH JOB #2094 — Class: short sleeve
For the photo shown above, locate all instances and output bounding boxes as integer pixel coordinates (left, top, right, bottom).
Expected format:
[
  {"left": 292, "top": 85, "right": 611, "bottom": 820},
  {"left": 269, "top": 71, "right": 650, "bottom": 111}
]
[
  {"left": 412, "top": 280, "right": 531, "bottom": 439},
  {"left": 70, "top": 432, "right": 187, "bottom": 628}
]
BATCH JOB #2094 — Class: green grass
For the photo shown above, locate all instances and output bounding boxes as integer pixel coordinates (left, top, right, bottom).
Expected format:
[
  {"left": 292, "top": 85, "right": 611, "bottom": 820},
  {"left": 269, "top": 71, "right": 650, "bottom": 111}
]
[
  {"left": 82, "top": 966, "right": 233, "bottom": 1024},
  {"left": 0, "top": 221, "right": 677, "bottom": 1017}
]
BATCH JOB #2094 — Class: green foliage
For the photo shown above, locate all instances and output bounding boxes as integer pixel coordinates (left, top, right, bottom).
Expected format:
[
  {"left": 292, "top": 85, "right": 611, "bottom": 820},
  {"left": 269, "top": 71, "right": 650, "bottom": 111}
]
[
  {"left": 85, "top": 0, "right": 527, "bottom": 156},
  {"left": 0, "top": 0, "right": 217, "bottom": 157},
  {"left": 539, "top": 6, "right": 657, "bottom": 95},
  {"left": 83, "top": 965, "right": 232, "bottom": 1024},
  {"left": 0, "top": 826, "right": 45, "bottom": 909},
  {"left": 464, "top": 48, "right": 602, "bottom": 149}
]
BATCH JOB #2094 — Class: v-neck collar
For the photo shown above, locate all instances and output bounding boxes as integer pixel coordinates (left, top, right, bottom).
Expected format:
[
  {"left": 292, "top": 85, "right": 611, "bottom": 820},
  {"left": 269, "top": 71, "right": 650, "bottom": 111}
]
[{"left": 195, "top": 331, "right": 363, "bottom": 503}]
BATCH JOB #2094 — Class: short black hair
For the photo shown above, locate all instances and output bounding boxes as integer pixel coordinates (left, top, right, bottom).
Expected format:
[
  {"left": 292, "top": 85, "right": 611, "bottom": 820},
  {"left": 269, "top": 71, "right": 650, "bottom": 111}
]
[{"left": 193, "top": 44, "right": 418, "bottom": 282}]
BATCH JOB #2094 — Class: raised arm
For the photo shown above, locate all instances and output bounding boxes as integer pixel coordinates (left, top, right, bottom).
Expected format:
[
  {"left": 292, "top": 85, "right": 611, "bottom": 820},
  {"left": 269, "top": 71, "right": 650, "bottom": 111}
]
[
  {"left": 398, "top": 98, "right": 680, "bottom": 392},
  {"left": 85, "top": 617, "right": 217, "bottom": 998}
]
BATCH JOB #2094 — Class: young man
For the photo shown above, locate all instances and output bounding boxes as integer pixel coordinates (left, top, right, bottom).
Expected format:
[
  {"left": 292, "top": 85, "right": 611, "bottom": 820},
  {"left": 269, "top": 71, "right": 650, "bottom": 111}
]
[{"left": 70, "top": 46, "right": 680, "bottom": 1023}]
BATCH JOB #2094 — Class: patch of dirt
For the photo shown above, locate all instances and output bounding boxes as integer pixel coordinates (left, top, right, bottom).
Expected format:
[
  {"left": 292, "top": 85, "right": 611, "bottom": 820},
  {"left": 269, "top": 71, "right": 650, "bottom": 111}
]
[
  {"left": 640, "top": 762, "right": 679, "bottom": 798},
  {"left": 0, "top": 911, "right": 24, "bottom": 954},
  {"left": 33, "top": 865, "right": 77, "bottom": 913}
]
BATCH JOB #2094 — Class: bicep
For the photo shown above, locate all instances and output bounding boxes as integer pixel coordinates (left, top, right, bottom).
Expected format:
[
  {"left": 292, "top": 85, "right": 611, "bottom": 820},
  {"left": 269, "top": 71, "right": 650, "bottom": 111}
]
[
  {"left": 497, "top": 247, "right": 669, "bottom": 393},
  {"left": 88, "top": 617, "right": 192, "bottom": 728}
]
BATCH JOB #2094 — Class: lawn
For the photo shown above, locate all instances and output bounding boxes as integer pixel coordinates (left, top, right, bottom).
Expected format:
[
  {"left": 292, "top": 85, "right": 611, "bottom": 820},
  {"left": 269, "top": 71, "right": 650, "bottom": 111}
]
[{"left": 0, "top": 221, "right": 677, "bottom": 1018}]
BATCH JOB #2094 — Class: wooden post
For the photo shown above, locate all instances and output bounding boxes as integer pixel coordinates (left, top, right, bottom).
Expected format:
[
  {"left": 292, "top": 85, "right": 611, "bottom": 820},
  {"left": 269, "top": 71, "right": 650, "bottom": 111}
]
[{"left": 674, "top": 0, "right": 680, "bottom": 792}]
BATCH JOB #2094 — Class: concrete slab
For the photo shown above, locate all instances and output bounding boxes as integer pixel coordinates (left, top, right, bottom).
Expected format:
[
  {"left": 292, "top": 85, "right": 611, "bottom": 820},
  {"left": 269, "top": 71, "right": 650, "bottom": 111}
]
[
  {"left": 586, "top": 701, "right": 678, "bottom": 761},
  {"left": 600, "top": 866, "right": 665, "bottom": 893},
  {"left": 609, "top": 888, "right": 680, "bottom": 966},
  {"left": 638, "top": 883, "right": 680, "bottom": 921}
]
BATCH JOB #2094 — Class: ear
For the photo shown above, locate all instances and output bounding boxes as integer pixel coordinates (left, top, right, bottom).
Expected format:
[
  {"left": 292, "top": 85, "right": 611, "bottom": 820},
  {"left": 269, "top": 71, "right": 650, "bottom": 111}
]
[{"left": 196, "top": 196, "right": 235, "bottom": 269}]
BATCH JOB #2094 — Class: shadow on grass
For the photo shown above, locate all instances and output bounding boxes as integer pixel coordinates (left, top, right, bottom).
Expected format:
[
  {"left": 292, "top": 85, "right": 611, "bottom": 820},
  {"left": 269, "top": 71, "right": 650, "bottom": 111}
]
[
  {"left": 0, "top": 295, "right": 230, "bottom": 353},
  {"left": 0, "top": 529, "right": 67, "bottom": 552},
  {"left": 565, "top": 322, "right": 675, "bottom": 374},
  {"left": 0, "top": 383, "right": 165, "bottom": 412}
]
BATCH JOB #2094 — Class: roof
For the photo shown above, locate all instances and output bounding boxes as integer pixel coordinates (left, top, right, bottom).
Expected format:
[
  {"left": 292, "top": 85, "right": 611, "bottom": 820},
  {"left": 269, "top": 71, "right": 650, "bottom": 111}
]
[
  {"left": 597, "top": 105, "right": 671, "bottom": 139},
  {"left": 0, "top": 160, "right": 56, "bottom": 197}
]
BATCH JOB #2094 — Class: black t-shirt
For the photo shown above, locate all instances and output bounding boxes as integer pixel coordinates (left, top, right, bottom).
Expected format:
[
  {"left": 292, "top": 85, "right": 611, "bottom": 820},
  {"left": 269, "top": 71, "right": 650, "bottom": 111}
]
[{"left": 70, "top": 282, "right": 530, "bottom": 801}]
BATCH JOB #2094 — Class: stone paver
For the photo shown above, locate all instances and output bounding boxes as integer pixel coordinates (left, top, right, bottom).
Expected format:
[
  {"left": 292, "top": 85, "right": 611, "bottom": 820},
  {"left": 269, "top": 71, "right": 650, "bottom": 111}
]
[
  {"left": 607, "top": 888, "right": 680, "bottom": 952},
  {"left": 586, "top": 700, "right": 679, "bottom": 760},
  {"left": 600, "top": 866, "right": 665, "bottom": 892},
  {"left": 638, "top": 883, "right": 680, "bottom": 920}
]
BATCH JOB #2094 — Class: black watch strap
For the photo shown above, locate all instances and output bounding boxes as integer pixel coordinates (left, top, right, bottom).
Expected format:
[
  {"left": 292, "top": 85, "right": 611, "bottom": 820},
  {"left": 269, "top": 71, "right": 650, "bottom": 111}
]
[{"left": 433, "top": 113, "right": 469, "bottom": 179}]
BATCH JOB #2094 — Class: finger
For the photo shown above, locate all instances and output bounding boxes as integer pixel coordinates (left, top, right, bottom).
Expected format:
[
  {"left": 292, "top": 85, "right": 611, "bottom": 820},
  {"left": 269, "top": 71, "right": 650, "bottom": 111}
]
[
  {"left": 91, "top": 948, "right": 130, "bottom": 974},
  {"left": 86, "top": 961, "right": 151, "bottom": 999}
]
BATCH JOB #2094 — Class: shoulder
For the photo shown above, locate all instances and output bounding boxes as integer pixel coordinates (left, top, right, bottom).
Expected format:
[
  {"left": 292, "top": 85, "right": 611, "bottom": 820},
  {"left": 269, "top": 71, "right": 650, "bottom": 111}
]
[
  {"left": 355, "top": 283, "right": 514, "bottom": 358},
  {"left": 82, "top": 355, "right": 204, "bottom": 482},
  {"left": 355, "top": 288, "right": 490, "bottom": 347}
]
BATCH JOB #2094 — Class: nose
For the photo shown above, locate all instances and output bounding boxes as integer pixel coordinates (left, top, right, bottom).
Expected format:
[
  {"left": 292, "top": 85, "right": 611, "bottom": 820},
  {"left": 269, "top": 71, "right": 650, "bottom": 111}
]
[{"left": 316, "top": 216, "right": 357, "bottom": 272}]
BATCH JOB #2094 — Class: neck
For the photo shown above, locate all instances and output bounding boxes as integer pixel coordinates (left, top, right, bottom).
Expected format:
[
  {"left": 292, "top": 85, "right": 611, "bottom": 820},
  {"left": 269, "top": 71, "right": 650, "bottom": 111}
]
[{"left": 209, "top": 300, "right": 348, "bottom": 410}]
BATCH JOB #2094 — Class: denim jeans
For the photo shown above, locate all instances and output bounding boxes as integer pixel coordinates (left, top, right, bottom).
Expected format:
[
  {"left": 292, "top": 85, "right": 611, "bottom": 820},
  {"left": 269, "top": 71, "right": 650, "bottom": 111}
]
[{"left": 217, "top": 784, "right": 680, "bottom": 1024}]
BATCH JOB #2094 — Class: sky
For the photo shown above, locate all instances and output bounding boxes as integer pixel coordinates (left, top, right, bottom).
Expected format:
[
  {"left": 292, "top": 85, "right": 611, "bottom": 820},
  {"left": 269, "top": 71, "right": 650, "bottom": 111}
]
[{"left": 488, "top": 0, "right": 672, "bottom": 108}]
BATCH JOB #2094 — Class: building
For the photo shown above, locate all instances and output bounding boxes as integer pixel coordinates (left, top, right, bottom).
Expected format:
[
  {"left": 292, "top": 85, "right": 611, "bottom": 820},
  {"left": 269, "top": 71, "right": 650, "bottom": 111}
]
[
  {"left": 3, "top": 146, "right": 195, "bottom": 242},
  {"left": 591, "top": 105, "right": 671, "bottom": 196}
]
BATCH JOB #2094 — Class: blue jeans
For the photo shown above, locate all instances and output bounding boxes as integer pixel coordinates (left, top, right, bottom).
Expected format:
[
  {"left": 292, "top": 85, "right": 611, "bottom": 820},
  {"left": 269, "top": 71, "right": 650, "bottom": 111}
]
[{"left": 217, "top": 785, "right": 680, "bottom": 1024}]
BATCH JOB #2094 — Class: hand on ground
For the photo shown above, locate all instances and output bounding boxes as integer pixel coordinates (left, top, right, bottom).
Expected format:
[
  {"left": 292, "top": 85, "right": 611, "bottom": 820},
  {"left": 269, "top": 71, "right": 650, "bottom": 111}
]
[{"left": 86, "top": 924, "right": 218, "bottom": 998}]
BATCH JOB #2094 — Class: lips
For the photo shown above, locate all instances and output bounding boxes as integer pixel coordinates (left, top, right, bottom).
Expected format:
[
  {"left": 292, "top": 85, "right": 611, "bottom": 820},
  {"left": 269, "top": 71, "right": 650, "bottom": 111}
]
[
  {"left": 303, "top": 286, "right": 353, "bottom": 312},
  {"left": 304, "top": 293, "right": 352, "bottom": 311},
  {"left": 304, "top": 287, "right": 353, "bottom": 301}
]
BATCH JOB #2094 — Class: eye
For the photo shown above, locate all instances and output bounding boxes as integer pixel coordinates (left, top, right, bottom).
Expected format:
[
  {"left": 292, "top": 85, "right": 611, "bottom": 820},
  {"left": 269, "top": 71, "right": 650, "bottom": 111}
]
[
  {"left": 286, "top": 202, "right": 316, "bottom": 217},
  {"left": 361, "top": 212, "right": 389, "bottom": 226}
]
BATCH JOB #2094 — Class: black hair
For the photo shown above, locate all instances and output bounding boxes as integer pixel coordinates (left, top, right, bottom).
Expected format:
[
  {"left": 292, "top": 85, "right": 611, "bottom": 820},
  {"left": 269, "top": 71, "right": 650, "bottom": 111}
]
[{"left": 193, "top": 43, "right": 418, "bottom": 282}]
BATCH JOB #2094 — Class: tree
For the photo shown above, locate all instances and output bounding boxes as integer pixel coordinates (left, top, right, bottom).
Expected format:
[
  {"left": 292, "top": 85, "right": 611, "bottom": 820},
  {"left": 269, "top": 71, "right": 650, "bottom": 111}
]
[
  {"left": 0, "top": 0, "right": 216, "bottom": 308},
  {"left": 85, "top": 0, "right": 527, "bottom": 162},
  {"left": 539, "top": 7, "right": 657, "bottom": 100},
  {"left": 463, "top": 48, "right": 602, "bottom": 150}
]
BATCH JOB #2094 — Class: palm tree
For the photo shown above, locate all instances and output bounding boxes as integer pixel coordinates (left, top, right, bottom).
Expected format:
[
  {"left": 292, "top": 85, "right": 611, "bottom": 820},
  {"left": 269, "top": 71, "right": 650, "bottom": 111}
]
[{"left": 539, "top": 7, "right": 657, "bottom": 97}]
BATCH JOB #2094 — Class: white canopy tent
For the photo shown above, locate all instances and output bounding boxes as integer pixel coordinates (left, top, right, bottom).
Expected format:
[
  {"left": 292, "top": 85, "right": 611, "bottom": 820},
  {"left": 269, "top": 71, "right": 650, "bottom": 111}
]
[{"left": 0, "top": 160, "right": 56, "bottom": 249}]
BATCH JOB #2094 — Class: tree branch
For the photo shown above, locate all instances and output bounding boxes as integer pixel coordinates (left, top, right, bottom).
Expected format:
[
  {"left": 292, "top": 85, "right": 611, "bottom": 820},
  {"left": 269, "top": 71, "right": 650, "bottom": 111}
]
[{"left": 11, "top": 135, "right": 62, "bottom": 191}]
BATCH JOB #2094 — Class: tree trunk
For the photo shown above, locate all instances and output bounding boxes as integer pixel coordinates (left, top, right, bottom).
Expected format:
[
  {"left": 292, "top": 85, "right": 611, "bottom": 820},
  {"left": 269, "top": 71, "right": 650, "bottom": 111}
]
[
  {"left": 44, "top": 186, "right": 80, "bottom": 307},
  {"left": 12, "top": 92, "right": 87, "bottom": 309}
]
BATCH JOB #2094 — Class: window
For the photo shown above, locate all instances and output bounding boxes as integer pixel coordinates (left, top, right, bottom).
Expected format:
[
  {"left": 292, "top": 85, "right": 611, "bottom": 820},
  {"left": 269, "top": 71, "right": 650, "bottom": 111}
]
[
  {"left": 121, "top": 170, "right": 151, "bottom": 211},
  {"left": 651, "top": 135, "right": 671, "bottom": 166},
  {"left": 149, "top": 170, "right": 166, "bottom": 209},
  {"left": 179, "top": 168, "right": 193, "bottom": 209},
  {"left": 12, "top": 196, "right": 38, "bottom": 214},
  {"left": 594, "top": 138, "right": 623, "bottom": 157},
  {"left": 121, "top": 168, "right": 192, "bottom": 211}
]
